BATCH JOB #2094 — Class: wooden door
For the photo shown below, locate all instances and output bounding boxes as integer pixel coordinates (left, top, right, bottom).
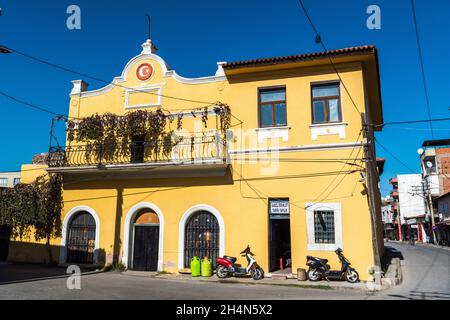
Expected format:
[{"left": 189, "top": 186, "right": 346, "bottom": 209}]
[{"left": 132, "top": 225, "right": 159, "bottom": 271}]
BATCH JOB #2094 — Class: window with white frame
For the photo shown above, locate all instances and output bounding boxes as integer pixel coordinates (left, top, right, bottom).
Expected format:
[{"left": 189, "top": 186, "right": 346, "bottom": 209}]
[
  {"left": 0, "top": 178, "right": 7, "bottom": 187},
  {"left": 306, "top": 203, "right": 342, "bottom": 251}
]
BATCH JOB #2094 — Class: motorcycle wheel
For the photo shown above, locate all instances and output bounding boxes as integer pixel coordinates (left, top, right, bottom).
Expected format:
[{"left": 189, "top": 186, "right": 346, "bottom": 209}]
[
  {"left": 216, "top": 265, "right": 229, "bottom": 279},
  {"left": 345, "top": 269, "right": 359, "bottom": 283},
  {"left": 307, "top": 268, "right": 322, "bottom": 281},
  {"left": 251, "top": 267, "right": 264, "bottom": 280}
]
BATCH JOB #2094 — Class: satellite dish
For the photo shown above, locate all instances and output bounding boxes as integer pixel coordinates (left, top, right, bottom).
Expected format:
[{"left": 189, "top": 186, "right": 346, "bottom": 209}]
[
  {"left": 426, "top": 161, "right": 433, "bottom": 168},
  {"left": 417, "top": 148, "right": 424, "bottom": 155}
]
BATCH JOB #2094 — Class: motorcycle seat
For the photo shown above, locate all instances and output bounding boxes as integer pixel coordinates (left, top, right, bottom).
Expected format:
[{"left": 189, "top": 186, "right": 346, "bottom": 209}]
[
  {"left": 320, "top": 259, "right": 328, "bottom": 264},
  {"left": 224, "top": 255, "right": 237, "bottom": 263}
]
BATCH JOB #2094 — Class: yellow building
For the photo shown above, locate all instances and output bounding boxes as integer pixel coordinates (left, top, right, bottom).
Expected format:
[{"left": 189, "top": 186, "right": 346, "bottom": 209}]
[{"left": 13, "top": 40, "right": 384, "bottom": 281}]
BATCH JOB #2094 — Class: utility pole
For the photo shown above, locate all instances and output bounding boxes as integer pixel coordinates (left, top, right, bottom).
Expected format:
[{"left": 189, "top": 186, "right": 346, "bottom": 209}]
[
  {"left": 423, "top": 176, "right": 437, "bottom": 244},
  {"left": 396, "top": 200, "right": 403, "bottom": 241}
]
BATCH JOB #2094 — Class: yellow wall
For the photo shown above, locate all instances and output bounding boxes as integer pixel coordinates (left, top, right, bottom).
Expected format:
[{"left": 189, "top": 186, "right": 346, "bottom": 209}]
[{"left": 16, "top": 43, "right": 382, "bottom": 280}]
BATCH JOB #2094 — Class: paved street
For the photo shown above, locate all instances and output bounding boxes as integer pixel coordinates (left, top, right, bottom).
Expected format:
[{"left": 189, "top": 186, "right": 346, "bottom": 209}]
[
  {"left": 378, "top": 242, "right": 450, "bottom": 300},
  {"left": 0, "top": 242, "right": 448, "bottom": 300}
]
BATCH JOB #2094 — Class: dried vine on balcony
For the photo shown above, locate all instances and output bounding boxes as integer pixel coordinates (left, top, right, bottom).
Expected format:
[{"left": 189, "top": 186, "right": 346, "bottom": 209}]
[{"left": 66, "top": 104, "right": 232, "bottom": 157}]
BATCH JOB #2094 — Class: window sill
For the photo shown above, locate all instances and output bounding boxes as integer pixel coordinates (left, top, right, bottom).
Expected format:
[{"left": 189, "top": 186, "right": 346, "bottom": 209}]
[
  {"left": 309, "top": 122, "right": 347, "bottom": 140},
  {"left": 255, "top": 126, "right": 291, "bottom": 131},
  {"left": 307, "top": 243, "right": 340, "bottom": 251},
  {"left": 256, "top": 126, "right": 290, "bottom": 144},
  {"left": 309, "top": 122, "right": 348, "bottom": 128}
]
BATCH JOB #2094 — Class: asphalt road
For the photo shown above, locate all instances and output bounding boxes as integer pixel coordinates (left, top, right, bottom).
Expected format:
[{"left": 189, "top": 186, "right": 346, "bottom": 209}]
[
  {"left": 378, "top": 242, "right": 450, "bottom": 300},
  {"left": 0, "top": 242, "right": 448, "bottom": 300}
]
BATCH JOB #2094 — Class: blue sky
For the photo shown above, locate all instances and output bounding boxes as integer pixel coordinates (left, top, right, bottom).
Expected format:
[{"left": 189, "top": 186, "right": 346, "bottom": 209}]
[{"left": 0, "top": 0, "right": 449, "bottom": 195}]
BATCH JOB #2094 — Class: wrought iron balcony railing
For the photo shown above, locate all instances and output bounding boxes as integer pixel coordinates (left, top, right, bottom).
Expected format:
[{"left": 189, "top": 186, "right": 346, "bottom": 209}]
[{"left": 48, "top": 132, "right": 228, "bottom": 168}]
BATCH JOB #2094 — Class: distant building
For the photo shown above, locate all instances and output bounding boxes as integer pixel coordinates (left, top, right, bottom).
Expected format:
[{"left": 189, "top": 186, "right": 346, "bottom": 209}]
[
  {"left": 387, "top": 177, "right": 401, "bottom": 240},
  {"left": 381, "top": 196, "right": 396, "bottom": 240},
  {"left": 0, "top": 172, "right": 21, "bottom": 188},
  {"left": 397, "top": 174, "right": 428, "bottom": 242},
  {"left": 0, "top": 171, "right": 21, "bottom": 261},
  {"left": 420, "top": 140, "right": 450, "bottom": 246},
  {"left": 436, "top": 192, "right": 450, "bottom": 245}
]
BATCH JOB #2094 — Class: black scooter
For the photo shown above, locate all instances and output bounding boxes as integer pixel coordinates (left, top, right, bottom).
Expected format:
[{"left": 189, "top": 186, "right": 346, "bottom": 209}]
[{"left": 306, "top": 248, "right": 359, "bottom": 283}]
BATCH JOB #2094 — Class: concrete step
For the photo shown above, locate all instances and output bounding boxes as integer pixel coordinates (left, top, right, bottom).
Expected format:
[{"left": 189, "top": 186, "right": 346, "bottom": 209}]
[{"left": 271, "top": 274, "right": 288, "bottom": 280}]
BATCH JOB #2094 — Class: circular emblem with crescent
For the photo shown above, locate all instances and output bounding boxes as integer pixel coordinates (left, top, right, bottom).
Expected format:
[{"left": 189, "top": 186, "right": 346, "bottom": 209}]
[{"left": 136, "top": 63, "right": 153, "bottom": 81}]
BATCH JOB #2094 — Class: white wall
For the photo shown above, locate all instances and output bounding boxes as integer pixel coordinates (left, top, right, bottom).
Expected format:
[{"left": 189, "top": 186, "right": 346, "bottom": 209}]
[
  {"left": 398, "top": 174, "right": 426, "bottom": 224},
  {"left": 381, "top": 205, "right": 392, "bottom": 224},
  {"left": 0, "top": 172, "right": 21, "bottom": 188}
]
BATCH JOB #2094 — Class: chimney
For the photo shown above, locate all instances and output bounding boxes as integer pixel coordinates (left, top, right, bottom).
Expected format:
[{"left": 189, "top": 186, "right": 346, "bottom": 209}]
[{"left": 71, "top": 80, "right": 89, "bottom": 95}]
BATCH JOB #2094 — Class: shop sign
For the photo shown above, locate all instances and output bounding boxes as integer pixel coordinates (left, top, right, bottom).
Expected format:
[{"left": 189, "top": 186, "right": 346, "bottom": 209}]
[{"left": 270, "top": 200, "right": 290, "bottom": 215}]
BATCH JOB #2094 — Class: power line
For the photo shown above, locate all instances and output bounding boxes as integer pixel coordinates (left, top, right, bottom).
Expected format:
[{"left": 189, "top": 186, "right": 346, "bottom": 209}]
[
  {"left": 296, "top": 0, "right": 361, "bottom": 115},
  {"left": 374, "top": 137, "right": 442, "bottom": 189},
  {"left": 375, "top": 137, "right": 417, "bottom": 174},
  {"left": 411, "top": 0, "right": 434, "bottom": 139},
  {"left": 302, "top": 142, "right": 364, "bottom": 209},
  {"left": 7, "top": 46, "right": 218, "bottom": 106},
  {"left": 3, "top": 46, "right": 246, "bottom": 126},
  {"left": 374, "top": 117, "right": 450, "bottom": 129},
  {"left": 301, "top": 129, "right": 364, "bottom": 208},
  {"left": 0, "top": 89, "right": 67, "bottom": 118}
]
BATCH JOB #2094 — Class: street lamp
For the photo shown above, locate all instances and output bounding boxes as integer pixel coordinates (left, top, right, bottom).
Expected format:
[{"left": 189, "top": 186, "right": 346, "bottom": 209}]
[{"left": 0, "top": 45, "right": 11, "bottom": 54}]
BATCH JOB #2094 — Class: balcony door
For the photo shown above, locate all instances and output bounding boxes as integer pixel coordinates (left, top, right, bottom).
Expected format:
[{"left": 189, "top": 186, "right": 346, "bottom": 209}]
[{"left": 131, "top": 135, "right": 145, "bottom": 163}]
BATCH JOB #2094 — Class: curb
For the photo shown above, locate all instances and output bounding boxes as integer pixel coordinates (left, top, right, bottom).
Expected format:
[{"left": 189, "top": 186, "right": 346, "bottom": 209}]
[{"left": 121, "top": 271, "right": 367, "bottom": 292}]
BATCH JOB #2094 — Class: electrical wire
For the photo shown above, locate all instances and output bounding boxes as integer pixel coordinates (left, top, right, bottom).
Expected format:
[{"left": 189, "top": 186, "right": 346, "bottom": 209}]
[
  {"left": 297, "top": 0, "right": 361, "bottom": 115},
  {"left": 7, "top": 46, "right": 218, "bottom": 106},
  {"left": 373, "top": 117, "right": 450, "bottom": 129},
  {"left": 411, "top": 0, "right": 434, "bottom": 139},
  {"left": 300, "top": 129, "right": 364, "bottom": 208},
  {"left": 0, "top": 90, "right": 67, "bottom": 118},
  {"left": 374, "top": 137, "right": 441, "bottom": 189}
]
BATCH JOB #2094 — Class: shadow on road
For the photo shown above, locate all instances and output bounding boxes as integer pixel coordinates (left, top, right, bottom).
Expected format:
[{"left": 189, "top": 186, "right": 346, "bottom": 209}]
[
  {"left": 0, "top": 263, "right": 100, "bottom": 286},
  {"left": 381, "top": 246, "right": 404, "bottom": 271},
  {"left": 388, "top": 290, "right": 450, "bottom": 300}
]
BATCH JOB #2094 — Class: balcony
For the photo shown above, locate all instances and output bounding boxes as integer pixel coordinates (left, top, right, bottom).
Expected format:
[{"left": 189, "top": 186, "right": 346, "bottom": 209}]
[
  {"left": 47, "top": 132, "right": 230, "bottom": 179},
  {"left": 389, "top": 177, "right": 398, "bottom": 185}
]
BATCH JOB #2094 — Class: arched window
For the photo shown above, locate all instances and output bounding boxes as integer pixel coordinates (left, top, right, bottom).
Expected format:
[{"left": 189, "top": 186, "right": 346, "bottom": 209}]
[
  {"left": 67, "top": 211, "right": 96, "bottom": 264},
  {"left": 184, "top": 211, "right": 219, "bottom": 268}
]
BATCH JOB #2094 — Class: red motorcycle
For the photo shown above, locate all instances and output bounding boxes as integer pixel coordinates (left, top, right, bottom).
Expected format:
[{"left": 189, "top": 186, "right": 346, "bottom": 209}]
[{"left": 216, "top": 245, "right": 264, "bottom": 280}]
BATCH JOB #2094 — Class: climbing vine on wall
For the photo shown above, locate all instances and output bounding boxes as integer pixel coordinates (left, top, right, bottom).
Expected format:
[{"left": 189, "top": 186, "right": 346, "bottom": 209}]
[{"left": 0, "top": 173, "right": 63, "bottom": 263}]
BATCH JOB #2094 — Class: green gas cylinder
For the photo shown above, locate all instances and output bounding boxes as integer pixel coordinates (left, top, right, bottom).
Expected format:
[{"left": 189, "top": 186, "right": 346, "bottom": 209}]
[
  {"left": 190, "top": 256, "right": 201, "bottom": 277},
  {"left": 201, "top": 257, "right": 212, "bottom": 277}
]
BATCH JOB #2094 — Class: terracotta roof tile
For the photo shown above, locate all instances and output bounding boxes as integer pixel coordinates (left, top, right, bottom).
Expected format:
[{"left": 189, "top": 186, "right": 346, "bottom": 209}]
[{"left": 222, "top": 45, "right": 377, "bottom": 69}]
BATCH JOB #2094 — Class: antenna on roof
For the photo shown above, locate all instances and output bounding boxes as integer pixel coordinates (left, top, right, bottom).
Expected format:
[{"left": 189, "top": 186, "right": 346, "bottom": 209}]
[{"left": 146, "top": 14, "right": 151, "bottom": 39}]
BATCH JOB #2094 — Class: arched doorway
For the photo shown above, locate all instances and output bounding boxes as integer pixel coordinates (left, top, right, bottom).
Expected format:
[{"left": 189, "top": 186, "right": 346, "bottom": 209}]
[
  {"left": 184, "top": 211, "right": 220, "bottom": 268},
  {"left": 131, "top": 208, "right": 160, "bottom": 271},
  {"left": 66, "top": 211, "right": 97, "bottom": 264}
]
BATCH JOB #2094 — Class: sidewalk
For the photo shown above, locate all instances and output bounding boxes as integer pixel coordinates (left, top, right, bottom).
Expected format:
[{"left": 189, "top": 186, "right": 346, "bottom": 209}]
[
  {"left": 122, "top": 270, "right": 368, "bottom": 292},
  {"left": 386, "top": 240, "right": 450, "bottom": 251}
]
